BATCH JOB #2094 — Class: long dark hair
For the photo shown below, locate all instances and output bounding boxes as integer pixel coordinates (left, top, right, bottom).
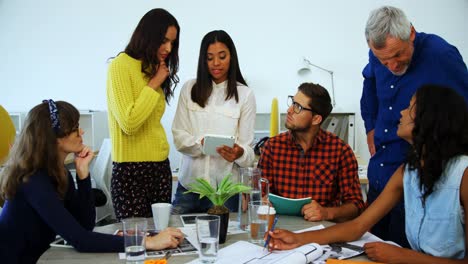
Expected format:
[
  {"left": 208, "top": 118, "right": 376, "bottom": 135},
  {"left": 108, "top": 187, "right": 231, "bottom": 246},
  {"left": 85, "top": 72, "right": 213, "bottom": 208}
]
[
  {"left": 0, "top": 101, "right": 80, "bottom": 199},
  {"left": 407, "top": 84, "right": 468, "bottom": 202},
  {"left": 125, "top": 8, "right": 180, "bottom": 102},
  {"left": 191, "top": 30, "right": 246, "bottom": 107}
]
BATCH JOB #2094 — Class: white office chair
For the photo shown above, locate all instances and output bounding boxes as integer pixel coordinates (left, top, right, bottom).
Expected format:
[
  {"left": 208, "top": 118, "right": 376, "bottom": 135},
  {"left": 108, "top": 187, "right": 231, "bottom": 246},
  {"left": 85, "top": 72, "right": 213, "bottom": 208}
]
[{"left": 90, "top": 138, "right": 114, "bottom": 222}]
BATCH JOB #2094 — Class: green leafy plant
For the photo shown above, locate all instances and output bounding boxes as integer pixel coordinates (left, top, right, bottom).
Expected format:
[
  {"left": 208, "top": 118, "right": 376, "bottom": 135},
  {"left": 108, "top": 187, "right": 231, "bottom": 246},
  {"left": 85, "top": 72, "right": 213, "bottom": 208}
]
[{"left": 185, "top": 173, "right": 251, "bottom": 214}]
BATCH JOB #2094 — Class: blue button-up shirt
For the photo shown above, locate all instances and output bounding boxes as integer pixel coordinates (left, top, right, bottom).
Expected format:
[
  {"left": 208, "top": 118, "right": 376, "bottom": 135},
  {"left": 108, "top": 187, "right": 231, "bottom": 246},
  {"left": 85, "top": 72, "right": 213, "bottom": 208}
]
[{"left": 360, "top": 32, "right": 468, "bottom": 191}]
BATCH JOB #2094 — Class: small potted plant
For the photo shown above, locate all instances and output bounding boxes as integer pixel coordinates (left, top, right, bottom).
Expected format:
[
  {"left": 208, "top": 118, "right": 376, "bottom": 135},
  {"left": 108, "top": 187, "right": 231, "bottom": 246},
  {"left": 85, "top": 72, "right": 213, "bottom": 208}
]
[{"left": 185, "top": 173, "right": 251, "bottom": 244}]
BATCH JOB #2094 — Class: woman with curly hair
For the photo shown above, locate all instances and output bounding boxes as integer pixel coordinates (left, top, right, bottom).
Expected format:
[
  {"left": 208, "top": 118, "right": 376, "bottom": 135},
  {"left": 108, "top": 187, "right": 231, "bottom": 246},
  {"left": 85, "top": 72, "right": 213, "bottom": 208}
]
[{"left": 268, "top": 84, "right": 468, "bottom": 263}]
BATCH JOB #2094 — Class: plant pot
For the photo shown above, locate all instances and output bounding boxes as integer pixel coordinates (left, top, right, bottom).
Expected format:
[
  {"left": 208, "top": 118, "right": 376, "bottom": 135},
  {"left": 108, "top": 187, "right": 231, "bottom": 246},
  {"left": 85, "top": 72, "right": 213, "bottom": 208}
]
[{"left": 208, "top": 206, "right": 230, "bottom": 244}]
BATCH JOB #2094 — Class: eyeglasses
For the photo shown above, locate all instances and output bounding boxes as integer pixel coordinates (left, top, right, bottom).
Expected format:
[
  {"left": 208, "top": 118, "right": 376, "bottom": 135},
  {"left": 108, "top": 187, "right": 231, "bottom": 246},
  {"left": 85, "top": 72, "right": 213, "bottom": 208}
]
[
  {"left": 287, "top": 96, "right": 316, "bottom": 114},
  {"left": 69, "top": 124, "right": 80, "bottom": 137}
]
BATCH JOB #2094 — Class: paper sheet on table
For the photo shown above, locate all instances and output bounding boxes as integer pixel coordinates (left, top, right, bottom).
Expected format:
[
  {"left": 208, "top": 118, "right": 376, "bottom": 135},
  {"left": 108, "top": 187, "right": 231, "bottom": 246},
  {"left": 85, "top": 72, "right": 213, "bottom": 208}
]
[
  {"left": 295, "top": 224, "right": 393, "bottom": 263},
  {"left": 295, "top": 224, "right": 383, "bottom": 247},
  {"left": 187, "top": 240, "right": 323, "bottom": 264},
  {"left": 178, "top": 221, "right": 246, "bottom": 250}
]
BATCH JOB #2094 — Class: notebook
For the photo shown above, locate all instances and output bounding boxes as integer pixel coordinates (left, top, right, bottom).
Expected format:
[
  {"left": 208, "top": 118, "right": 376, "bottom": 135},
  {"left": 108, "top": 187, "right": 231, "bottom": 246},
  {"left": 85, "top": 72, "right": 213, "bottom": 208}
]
[{"left": 268, "top": 193, "right": 311, "bottom": 216}]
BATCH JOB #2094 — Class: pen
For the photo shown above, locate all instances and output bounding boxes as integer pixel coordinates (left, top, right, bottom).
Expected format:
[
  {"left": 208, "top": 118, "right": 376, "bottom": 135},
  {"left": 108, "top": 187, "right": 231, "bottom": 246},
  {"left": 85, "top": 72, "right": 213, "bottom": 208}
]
[{"left": 263, "top": 216, "right": 278, "bottom": 250}]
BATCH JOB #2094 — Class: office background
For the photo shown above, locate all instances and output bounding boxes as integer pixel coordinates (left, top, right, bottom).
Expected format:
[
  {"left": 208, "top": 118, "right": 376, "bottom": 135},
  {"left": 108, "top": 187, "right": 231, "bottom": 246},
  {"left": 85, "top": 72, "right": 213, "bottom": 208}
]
[{"left": 1, "top": 0, "right": 467, "bottom": 169}]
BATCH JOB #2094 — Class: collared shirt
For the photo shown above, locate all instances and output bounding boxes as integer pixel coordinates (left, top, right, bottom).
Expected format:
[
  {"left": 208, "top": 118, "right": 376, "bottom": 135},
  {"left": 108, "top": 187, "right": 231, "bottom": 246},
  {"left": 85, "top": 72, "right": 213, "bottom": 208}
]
[
  {"left": 257, "top": 129, "right": 364, "bottom": 211},
  {"left": 360, "top": 32, "right": 468, "bottom": 191},
  {"left": 404, "top": 155, "right": 467, "bottom": 259},
  {"left": 172, "top": 79, "right": 256, "bottom": 188}
]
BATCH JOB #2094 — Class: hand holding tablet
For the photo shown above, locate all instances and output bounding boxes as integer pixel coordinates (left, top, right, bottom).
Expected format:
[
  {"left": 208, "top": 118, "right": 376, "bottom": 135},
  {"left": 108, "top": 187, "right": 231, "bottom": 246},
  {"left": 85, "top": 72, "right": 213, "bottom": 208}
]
[{"left": 202, "top": 134, "right": 235, "bottom": 156}]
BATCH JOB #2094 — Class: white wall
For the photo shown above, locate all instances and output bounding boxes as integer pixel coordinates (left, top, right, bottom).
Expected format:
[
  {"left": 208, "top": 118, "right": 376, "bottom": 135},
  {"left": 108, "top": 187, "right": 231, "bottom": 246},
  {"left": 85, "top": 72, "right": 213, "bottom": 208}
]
[{"left": 1, "top": 0, "right": 467, "bottom": 169}]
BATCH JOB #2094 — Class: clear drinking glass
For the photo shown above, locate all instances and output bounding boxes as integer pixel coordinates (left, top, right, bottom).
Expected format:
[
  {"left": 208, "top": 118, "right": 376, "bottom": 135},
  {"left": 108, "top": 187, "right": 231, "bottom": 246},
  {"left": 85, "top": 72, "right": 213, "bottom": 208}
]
[
  {"left": 248, "top": 200, "right": 270, "bottom": 244},
  {"left": 196, "top": 215, "right": 220, "bottom": 263},
  {"left": 238, "top": 167, "right": 269, "bottom": 230},
  {"left": 122, "top": 217, "right": 147, "bottom": 264}
]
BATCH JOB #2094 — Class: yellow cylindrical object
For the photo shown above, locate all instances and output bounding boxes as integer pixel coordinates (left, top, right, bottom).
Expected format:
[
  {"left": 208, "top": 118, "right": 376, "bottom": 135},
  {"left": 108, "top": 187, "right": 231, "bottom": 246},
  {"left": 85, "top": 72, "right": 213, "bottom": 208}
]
[
  {"left": 0, "top": 105, "right": 16, "bottom": 165},
  {"left": 270, "top": 97, "right": 279, "bottom": 137}
]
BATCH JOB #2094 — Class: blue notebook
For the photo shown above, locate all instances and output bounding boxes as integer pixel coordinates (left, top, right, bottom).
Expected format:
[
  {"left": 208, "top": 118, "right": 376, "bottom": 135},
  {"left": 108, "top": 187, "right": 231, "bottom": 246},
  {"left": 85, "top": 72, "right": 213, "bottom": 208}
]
[{"left": 268, "top": 193, "right": 311, "bottom": 216}]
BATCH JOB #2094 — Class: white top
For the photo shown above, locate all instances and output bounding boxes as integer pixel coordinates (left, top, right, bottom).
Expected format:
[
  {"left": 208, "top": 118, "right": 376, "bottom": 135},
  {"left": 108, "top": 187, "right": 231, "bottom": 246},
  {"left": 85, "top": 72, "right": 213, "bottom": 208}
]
[{"left": 172, "top": 79, "right": 256, "bottom": 187}]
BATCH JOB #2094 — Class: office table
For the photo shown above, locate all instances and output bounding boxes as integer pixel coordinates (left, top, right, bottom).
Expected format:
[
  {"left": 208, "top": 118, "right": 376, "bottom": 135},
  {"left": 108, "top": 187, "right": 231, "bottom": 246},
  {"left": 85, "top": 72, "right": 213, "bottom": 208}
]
[{"left": 38, "top": 214, "right": 372, "bottom": 263}]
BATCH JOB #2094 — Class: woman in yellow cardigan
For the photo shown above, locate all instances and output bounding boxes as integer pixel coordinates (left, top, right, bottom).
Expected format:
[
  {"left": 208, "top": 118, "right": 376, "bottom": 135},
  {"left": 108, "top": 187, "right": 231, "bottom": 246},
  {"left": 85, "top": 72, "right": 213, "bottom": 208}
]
[{"left": 106, "top": 8, "right": 180, "bottom": 220}]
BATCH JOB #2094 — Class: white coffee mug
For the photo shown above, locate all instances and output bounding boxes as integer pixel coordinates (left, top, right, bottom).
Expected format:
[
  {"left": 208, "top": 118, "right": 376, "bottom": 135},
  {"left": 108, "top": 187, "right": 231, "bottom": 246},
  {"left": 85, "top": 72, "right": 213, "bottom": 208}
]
[{"left": 151, "top": 203, "right": 171, "bottom": 230}]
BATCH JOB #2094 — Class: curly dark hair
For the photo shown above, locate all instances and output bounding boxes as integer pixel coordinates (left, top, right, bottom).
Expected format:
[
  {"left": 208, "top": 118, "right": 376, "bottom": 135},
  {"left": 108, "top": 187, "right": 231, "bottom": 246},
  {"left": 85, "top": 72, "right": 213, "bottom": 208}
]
[{"left": 406, "top": 84, "right": 468, "bottom": 202}]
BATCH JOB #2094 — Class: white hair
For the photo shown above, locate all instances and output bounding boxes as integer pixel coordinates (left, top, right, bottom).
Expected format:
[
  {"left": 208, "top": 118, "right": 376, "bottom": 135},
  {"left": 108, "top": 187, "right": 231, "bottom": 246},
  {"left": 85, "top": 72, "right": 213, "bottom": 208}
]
[{"left": 365, "top": 6, "right": 412, "bottom": 48}]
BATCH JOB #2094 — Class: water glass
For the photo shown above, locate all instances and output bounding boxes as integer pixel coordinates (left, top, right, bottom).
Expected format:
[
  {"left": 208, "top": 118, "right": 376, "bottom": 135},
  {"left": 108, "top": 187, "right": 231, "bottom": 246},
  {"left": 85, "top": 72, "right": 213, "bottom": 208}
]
[
  {"left": 122, "top": 218, "right": 147, "bottom": 264},
  {"left": 238, "top": 167, "right": 269, "bottom": 231},
  {"left": 196, "top": 215, "right": 220, "bottom": 263},
  {"left": 249, "top": 201, "right": 270, "bottom": 244}
]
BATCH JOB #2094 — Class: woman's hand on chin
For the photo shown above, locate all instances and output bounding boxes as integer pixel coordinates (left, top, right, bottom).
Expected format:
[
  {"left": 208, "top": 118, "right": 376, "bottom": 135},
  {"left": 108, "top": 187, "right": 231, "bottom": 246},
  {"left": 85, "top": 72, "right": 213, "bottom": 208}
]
[{"left": 74, "top": 145, "right": 94, "bottom": 180}]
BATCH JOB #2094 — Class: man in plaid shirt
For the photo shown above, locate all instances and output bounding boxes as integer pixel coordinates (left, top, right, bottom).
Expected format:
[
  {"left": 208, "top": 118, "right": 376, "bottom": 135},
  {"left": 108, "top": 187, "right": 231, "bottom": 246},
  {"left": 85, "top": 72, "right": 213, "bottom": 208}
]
[{"left": 258, "top": 83, "right": 364, "bottom": 222}]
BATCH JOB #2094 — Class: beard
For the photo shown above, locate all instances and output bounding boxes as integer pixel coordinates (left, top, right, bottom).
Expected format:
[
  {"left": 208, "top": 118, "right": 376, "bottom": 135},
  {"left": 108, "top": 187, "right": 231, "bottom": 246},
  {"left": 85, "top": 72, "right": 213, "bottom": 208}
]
[
  {"left": 285, "top": 120, "right": 311, "bottom": 132},
  {"left": 389, "top": 60, "right": 411, "bottom": 76}
]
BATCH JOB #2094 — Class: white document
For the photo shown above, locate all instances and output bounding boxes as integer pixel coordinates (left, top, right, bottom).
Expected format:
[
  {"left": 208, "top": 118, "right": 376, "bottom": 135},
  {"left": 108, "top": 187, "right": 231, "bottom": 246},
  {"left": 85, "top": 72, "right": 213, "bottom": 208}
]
[
  {"left": 188, "top": 240, "right": 323, "bottom": 264},
  {"left": 295, "top": 224, "right": 393, "bottom": 263}
]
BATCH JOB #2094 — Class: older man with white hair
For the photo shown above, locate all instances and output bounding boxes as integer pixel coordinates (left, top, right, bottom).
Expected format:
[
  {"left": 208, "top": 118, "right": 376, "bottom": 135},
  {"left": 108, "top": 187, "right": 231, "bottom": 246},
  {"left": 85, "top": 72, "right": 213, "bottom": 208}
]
[{"left": 360, "top": 6, "right": 468, "bottom": 247}]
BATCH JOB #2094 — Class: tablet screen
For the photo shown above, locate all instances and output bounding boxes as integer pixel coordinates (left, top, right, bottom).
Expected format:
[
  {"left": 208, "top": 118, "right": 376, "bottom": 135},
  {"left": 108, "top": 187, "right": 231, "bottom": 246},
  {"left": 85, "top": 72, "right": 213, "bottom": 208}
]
[{"left": 180, "top": 214, "right": 208, "bottom": 226}]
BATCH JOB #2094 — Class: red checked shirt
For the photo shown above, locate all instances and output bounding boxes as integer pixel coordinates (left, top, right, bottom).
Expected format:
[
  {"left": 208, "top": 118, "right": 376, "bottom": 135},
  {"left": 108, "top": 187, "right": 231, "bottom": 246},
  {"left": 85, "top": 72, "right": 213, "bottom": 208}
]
[{"left": 258, "top": 129, "right": 364, "bottom": 211}]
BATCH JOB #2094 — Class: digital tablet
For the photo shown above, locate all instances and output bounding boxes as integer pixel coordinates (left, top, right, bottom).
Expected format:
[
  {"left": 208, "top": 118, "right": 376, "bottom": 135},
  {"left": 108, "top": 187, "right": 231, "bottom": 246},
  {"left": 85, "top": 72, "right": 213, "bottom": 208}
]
[
  {"left": 202, "top": 134, "right": 235, "bottom": 156},
  {"left": 180, "top": 214, "right": 208, "bottom": 226}
]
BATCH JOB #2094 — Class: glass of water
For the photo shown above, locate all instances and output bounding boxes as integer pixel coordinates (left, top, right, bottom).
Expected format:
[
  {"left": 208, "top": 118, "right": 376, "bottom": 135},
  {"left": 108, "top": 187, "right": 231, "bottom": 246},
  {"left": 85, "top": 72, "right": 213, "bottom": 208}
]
[
  {"left": 122, "top": 217, "right": 147, "bottom": 264},
  {"left": 196, "top": 215, "right": 220, "bottom": 263},
  {"left": 249, "top": 201, "right": 270, "bottom": 244}
]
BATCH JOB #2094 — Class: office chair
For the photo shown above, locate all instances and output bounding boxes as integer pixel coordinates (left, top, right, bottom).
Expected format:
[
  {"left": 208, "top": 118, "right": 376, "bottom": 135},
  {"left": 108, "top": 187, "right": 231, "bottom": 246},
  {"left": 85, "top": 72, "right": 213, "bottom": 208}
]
[{"left": 90, "top": 138, "right": 114, "bottom": 222}]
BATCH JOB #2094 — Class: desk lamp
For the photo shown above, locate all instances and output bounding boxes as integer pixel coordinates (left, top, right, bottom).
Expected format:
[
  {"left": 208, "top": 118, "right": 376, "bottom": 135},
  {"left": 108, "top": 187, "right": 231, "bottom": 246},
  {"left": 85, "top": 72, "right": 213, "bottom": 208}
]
[{"left": 298, "top": 57, "right": 336, "bottom": 107}]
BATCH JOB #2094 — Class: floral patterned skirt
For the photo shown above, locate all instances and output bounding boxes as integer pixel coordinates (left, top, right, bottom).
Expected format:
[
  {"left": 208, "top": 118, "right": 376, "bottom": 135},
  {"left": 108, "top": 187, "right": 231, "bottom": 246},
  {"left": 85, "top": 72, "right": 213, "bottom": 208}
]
[{"left": 111, "top": 159, "right": 172, "bottom": 220}]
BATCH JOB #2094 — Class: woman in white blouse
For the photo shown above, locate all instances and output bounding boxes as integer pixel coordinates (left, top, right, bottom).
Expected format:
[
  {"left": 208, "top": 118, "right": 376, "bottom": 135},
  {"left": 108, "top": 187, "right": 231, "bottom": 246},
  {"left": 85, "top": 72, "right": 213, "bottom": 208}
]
[{"left": 171, "top": 30, "right": 256, "bottom": 213}]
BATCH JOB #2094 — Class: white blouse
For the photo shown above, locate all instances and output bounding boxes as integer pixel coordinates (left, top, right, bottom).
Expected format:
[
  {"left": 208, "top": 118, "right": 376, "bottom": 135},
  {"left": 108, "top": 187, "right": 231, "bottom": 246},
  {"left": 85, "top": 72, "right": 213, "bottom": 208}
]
[{"left": 172, "top": 79, "right": 256, "bottom": 188}]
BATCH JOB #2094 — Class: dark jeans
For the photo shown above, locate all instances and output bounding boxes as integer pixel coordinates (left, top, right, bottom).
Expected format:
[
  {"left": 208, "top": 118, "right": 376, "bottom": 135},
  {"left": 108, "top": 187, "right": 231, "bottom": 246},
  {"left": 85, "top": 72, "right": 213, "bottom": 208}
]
[
  {"left": 171, "top": 182, "right": 239, "bottom": 214},
  {"left": 367, "top": 186, "right": 410, "bottom": 248}
]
